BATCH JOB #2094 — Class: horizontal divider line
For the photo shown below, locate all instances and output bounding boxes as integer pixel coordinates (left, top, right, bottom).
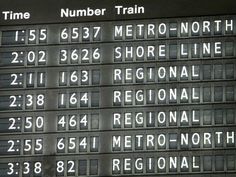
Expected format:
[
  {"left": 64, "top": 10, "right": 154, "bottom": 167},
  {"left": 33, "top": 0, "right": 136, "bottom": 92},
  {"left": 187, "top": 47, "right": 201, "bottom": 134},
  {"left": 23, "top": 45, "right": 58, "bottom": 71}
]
[
  {"left": 0, "top": 125, "right": 235, "bottom": 136},
  {"left": 0, "top": 79, "right": 235, "bottom": 91},
  {"left": 0, "top": 56, "right": 236, "bottom": 70},
  {"left": 0, "top": 13, "right": 236, "bottom": 27},
  {"left": 0, "top": 102, "right": 235, "bottom": 114},
  {"left": 0, "top": 35, "right": 235, "bottom": 48},
  {"left": 0, "top": 148, "right": 235, "bottom": 158}
]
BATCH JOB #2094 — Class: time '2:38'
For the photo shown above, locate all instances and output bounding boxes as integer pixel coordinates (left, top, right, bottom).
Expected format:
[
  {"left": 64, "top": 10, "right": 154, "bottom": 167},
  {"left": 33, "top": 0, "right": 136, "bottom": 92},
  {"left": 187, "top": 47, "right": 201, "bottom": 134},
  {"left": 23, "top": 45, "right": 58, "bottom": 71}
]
[{"left": 8, "top": 94, "right": 45, "bottom": 110}]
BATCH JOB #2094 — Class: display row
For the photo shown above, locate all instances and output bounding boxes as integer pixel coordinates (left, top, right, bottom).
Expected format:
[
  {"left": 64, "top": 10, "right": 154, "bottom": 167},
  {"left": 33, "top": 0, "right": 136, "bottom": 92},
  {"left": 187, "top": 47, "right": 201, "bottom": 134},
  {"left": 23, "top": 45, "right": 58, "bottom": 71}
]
[
  {"left": 0, "top": 153, "right": 235, "bottom": 176},
  {"left": 0, "top": 83, "right": 235, "bottom": 111},
  {"left": 0, "top": 15, "right": 235, "bottom": 46},
  {"left": 0, "top": 39, "right": 234, "bottom": 68},
  {"left": 0, "top": 105, "right": 234, "bottom": 134},
  {"left": 0, "top": 62, "right": 235, "bottom": 89},
  {"left": 0, "top": 128, "right": 234, "bottom": 156}
]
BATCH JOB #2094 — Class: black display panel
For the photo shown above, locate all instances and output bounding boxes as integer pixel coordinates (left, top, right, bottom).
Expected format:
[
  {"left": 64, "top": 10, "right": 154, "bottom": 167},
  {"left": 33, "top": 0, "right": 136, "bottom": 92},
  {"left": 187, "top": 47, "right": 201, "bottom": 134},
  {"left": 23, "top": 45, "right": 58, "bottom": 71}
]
[{"left": 0, "top": 0, "right": 235, "bottom": 177}]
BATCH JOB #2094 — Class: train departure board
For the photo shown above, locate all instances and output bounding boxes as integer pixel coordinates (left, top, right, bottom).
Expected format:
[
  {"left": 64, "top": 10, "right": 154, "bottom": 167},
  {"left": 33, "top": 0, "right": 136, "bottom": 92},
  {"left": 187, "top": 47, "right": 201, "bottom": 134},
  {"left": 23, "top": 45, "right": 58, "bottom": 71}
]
[{"left": 0, "top": 0, "right": 236, "bottom": 177}]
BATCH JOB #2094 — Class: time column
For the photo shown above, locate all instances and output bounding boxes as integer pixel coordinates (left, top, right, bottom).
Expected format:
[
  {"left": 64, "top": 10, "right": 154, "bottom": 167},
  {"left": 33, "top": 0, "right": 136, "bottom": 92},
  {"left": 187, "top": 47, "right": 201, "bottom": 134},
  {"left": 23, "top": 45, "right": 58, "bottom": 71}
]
[{"left": 0, "top": 27, "right": 48, "bottom": 177}]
